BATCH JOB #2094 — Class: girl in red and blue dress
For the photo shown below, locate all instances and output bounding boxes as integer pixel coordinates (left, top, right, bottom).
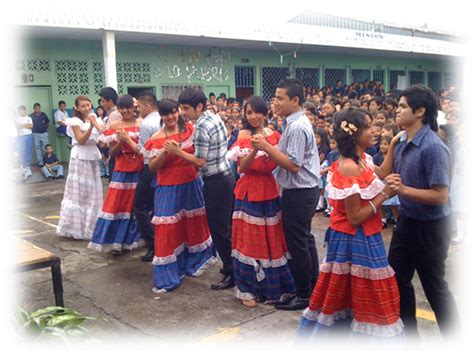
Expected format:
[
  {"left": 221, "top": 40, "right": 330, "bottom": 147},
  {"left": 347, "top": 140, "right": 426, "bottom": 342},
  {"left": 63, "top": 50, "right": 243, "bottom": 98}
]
[
  {"left": 142, "top": 99, "right": 216, "bottom": 293},
  {"left": 88, "top": 95, "right": 143, "bottom": 255},
  {"left": 227, "top": 96, "right": 295, "bottom": 307},
  {"left": 297, "top": 107, "right": 404, "bottom": 339}
]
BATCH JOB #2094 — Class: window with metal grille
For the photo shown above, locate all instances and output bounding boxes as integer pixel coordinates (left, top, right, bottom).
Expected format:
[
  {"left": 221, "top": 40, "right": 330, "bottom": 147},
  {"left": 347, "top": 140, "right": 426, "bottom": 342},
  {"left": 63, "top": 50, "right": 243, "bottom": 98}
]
[
  {"left": 161, "top": 85, "right": 203, "bottom": 101},
  {"left": 117, "top": 61, "right": 152, "bottom": 85},
  {"left": 350, "top": 69, "right": 371, "bottom": 84},
  {"left": 92, "top": 61, "right": 105, "bottom": 95},
  {"left": 295, "top": 68, "right": 320, "bottom": 89},
  {"left": 16, "top": 59, "right": 51, "bottom": 72},
  {"left": 389, "top": 70, "right": 406, "bottom": 90},
  {"left": 428, "top": 72, "right": 441, "bottom": 92},
  {"left": 324, "top": 68, "right": 346, "bottom": 87},
  {"left": 55, "top": 59, "right": 90, "bottom": 96},
  {"left": 373, "top": 69, "right": 385, "bottom": 83},
  {"left": 235, "top": 66, "right": 255, "bottom": 87},
  {"left": 410, "top": 71, "right": 425, "bottom": 85},
  {"left": 261, "top": 67, "right": 289, "bottom": 102}
]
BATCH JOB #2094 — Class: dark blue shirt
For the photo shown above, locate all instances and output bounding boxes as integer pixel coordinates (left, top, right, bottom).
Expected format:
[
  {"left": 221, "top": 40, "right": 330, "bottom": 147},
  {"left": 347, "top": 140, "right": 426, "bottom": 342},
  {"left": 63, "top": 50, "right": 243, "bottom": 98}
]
[
  {"left": 333, "top": 86, "right": 344, "bottom": 96},
  {"left": 30, "top": 112, "right": 50, "bottom": 133},
  {"left": 366, "top": 142, "right": 380, "bottom": 157},
  {"left": 373, "top": 152, "right": 384, "bottom": 166},
  {"left": 326, "top": 150, "right": 340, "bottom": 166},
  {"left": 227, "top": 128, "right": 239, "bottom": 149},
  {"left": 393, "top": 124, "right": 451, "bottom": 220},
  {"left": 43, "top": 153, "right": 59, "bottom": 165}
]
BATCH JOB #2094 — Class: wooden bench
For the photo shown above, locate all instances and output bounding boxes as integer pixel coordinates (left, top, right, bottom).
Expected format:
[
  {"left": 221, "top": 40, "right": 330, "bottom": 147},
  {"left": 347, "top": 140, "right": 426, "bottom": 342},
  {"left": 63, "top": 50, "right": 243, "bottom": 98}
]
[{"left": 16, "top": 239, "right": 64, "bottom": 307}]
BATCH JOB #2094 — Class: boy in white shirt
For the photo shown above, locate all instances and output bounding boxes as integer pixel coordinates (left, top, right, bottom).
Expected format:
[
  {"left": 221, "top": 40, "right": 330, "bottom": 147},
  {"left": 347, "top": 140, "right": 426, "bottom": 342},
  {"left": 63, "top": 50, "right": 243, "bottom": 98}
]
[{"left": 14, "top": 105, "right": 34, "bottom": 180}]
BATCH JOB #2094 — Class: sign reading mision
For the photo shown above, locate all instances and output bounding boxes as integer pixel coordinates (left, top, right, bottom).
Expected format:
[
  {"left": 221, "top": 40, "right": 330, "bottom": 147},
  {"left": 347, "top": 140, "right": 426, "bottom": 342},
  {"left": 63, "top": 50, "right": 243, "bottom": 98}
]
[{"left": 355, "top": 31, "right": 384, "bottom": 40}]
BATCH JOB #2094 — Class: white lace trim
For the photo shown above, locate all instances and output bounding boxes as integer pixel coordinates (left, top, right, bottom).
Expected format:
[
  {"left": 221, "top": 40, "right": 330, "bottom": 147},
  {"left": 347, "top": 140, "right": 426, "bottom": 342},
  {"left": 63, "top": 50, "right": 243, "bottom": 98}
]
[
  {"left": 226, "top": 145, "right": 279, "bottom": 162},
  {"left": 151, "top": 207, "right": 206, "bottom": 225},
  {"left": 99, "top": 212, "right": 132, "bottom": 221},
  {"left": 152, "top": 236, "right": 213, "bottom": 265},
  {"left": 320, "top": 261, "right": 396, "bottom": 280},
  {"left": 87, "top": 241, "right": 140, "bottom": 253},
  {"left": 141, "top": 148, "right": 163, "bottom": 158},
  {"left": 326, "top": 173, "right": 385, "bottom": 200},
  {"left": 99, "top": 131, "right": 139, "bottom": 144},
  {"left": 302, "top": 308, "right": 353, "bottom": 325},
  {"left": 190, "top": 256, "right": 218, "bottom": 277},
  {"left": 232, "top": 210, "right": 281, "bottom": 226},
  {"left": 351, "top": 318, "right": 404, "bottom": 337},
  {"left": 232, "top": 249, "right": 291, "bottom": 282},
  {"left": 302, "top": 308, "right": 404, "bottom": 337},
  {"left": 108, "top": 181, "right": 138, "bottom": 190},
  {"left": 141, "top": 131, "right": 194, "bottom": 158}
]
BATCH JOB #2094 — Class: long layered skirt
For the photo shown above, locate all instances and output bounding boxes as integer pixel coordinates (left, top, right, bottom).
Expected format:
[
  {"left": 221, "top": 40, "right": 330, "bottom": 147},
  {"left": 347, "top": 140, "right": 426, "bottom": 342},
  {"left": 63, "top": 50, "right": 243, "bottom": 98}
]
[
  {"left": 88, "top": 171, "right": 141, "bottom": 252},
  {"left": 152, "top": 178, "right": 216, "bottom": 292},
  {"left": 57, "top": 158, "right": 103, "bottom": 240},
  {"left": 297, "top": 227, "right": 404, "bottom": 339},
  {"left": 232, "top": 196, "right": 295, "bottom": 302}
]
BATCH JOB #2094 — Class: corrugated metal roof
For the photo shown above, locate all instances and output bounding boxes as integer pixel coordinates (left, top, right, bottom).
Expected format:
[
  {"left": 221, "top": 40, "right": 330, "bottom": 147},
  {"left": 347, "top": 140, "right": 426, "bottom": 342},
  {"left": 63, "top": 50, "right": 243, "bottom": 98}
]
[{"left": 288, "top": 11, "right": 461, "bottom": 42}]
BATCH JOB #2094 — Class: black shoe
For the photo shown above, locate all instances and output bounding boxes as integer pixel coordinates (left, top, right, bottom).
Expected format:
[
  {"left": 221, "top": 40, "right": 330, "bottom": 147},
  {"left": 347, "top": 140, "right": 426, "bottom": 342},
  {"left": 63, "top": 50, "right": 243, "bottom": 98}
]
[
  {"left": 273, "top": 293, "right": 296, "bottom": 306},
  {"left": 211, "top": 274, "right": 234, "bottom": 290},
  {"left": 140, "top": 249, "right": 154, "bottom": 262},
  {"left": 275, "top": 296, "right": 309, "bottom": 311}
]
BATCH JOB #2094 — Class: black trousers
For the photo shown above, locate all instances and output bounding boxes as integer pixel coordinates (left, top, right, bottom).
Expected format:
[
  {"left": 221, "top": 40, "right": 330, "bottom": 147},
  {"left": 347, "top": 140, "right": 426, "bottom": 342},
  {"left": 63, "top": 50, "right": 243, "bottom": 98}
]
[
  {"left": 281, "top": 187, "right": 319, "bottom": 299},
  {"left": 133, "top": 165, "right": 155, "bottom": 251},
  {"left": 388, "top": 214, "right": 460, "bottom": 338},
  {"left": 108, "top": 156, "right": 115, "bottom": 183},
  {"left": 202, "top": 171, "right": 235, "bottom": 275}
]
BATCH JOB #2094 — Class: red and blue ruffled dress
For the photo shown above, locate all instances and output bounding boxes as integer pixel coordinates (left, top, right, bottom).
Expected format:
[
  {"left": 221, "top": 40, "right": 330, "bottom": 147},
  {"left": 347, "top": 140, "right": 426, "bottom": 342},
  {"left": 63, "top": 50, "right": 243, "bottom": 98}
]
[
  {"left": 88, "top": 126, "right": 143, "bottom": 253},
  {"left": 227, "top": 132, "right": 296, "bottom": 302},
  {"left": 297, "top": 154, "right": 403, "bottom": 338},
  {"left": 142, "top": 122, "right": 216, "bottom": 292}
]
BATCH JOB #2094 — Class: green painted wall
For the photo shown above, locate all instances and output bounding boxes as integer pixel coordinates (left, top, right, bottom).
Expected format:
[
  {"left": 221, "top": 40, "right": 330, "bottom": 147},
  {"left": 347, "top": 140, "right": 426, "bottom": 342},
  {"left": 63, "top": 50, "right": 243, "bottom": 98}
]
[{"left": 15, "top": 37, "right": 453, "bottom": 161}]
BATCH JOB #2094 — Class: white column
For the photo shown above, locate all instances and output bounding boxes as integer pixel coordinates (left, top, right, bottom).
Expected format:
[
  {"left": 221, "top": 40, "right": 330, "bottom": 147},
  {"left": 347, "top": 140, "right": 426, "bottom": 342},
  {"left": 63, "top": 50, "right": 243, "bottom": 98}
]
[{"left": 102, "top": 30, "right": 117, "bottom": 90}]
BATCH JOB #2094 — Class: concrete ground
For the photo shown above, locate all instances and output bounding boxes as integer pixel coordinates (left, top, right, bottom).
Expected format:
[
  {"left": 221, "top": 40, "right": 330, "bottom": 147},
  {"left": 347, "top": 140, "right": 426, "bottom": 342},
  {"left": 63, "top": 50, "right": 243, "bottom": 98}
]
[{"left": 13, "top": 178, "right": 465, "bottom": 344}]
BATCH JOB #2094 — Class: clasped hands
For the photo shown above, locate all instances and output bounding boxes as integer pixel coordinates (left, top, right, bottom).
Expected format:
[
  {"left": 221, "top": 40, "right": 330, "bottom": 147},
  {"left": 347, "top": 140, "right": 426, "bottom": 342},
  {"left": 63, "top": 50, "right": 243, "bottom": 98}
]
[
  {"left": 250, "top": 134, "right": 268, "bottom": 151},
  {"left": 383, "top": 173, "right": 404, "bottom": 198},
  {"left": 164, "top": 140, "right": 182, "bottom": 155}
]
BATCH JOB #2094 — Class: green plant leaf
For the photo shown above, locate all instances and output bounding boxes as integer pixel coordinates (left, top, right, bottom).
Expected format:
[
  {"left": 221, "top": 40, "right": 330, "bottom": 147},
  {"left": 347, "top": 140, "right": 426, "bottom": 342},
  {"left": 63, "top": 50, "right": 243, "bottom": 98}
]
[{"left": 30, "top": 306, "right": 65, "bottom": 318}]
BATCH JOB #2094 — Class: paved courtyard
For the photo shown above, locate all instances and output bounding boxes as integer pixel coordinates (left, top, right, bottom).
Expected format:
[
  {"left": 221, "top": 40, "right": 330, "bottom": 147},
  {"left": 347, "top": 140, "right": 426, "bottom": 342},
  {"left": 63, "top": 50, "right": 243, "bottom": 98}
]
[{"left": 13, "top": 177, "right": 465, "bottom": 344}]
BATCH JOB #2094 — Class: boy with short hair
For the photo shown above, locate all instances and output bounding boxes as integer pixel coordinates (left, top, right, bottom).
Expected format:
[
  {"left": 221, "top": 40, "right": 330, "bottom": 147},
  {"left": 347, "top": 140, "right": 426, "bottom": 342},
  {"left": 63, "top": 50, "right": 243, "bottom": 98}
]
[{"left": 41, "top": 144, "right": 64, "bottom": 179}]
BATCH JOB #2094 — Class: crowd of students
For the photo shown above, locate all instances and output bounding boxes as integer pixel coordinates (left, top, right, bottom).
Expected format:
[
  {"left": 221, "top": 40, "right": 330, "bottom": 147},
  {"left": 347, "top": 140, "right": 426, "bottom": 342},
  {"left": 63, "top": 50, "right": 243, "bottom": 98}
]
[{"left": 13, "top": 77, "right": 463, "bottom": 340}]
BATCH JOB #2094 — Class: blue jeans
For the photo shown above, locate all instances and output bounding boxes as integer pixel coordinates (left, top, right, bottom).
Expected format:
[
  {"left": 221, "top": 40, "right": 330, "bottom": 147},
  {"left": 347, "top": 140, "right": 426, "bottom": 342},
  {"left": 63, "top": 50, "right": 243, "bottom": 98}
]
[
  {"left": 41, "top": 164, "right": 64, "bottom": 178},
  {"left": 33, "top": 132, "right": 50, "bottom": 165},
  {"left": 17, "top": 134, "right": 34, "bottom": 167}
]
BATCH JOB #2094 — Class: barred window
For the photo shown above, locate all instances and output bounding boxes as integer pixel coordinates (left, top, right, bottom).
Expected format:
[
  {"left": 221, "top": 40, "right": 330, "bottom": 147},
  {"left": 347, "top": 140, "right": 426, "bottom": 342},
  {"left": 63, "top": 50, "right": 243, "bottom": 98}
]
[
  {"left": 351, "top": 69, "right": 371, "bottom": 84},
  {"left": 235, "top": 66, "right": 255, "bottom": 87},
  {"left": 324, "top": 68, "right": 346, "bottom": 87},
  {"left": 428, "top": 72, "right": 442, "bottom": 92},
  {"left": 261, "top": 67, "right": 289, "bottom": 102},
  {"left": 295, "top": 68, "right": 320, "bottom": 89},
  {"left": 409, "top": 71, "right": 425, "bottom": 85}
]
